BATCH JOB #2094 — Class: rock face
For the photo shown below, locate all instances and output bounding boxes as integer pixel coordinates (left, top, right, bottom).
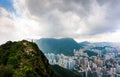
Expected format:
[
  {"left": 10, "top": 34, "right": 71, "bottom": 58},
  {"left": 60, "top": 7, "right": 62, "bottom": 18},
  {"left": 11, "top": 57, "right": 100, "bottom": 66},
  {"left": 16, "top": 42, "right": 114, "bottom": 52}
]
[{"left": 0, "top": 40, "right": 57, "bottom": 77}]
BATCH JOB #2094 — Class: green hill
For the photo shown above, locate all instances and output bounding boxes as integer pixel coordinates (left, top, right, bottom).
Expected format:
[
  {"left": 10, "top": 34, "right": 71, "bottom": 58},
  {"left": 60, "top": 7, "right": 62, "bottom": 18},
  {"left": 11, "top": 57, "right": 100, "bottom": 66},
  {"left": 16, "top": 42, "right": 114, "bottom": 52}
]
[
  {"left": 35, "top": 38, "right": 81, "bottom": 56},
  {"left": 51, "top": 65, "right": 81, "bottom": 77},
  {"left": 0, "top": 40, "right": 58, "bottom": 77},
  {"left": 84, "top": 50, "right": 98, "bottom": 57},
  {"left": 79, "top": 41, "right": 90, "bottom": 47}
]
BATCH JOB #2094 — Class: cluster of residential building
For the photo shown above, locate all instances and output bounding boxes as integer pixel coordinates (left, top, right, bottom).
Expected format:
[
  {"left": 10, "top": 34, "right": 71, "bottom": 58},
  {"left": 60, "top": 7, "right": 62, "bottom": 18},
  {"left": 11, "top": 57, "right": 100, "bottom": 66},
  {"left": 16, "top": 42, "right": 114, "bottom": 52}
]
[
  {"left": 74, "top": 50, "right": 120, "bottom": 77},
  {"left": 45, "top": 46, "right": 120, "bottom": 77},
  {"left": 45, "top": 53, "right": 75, "bottom": 69}
]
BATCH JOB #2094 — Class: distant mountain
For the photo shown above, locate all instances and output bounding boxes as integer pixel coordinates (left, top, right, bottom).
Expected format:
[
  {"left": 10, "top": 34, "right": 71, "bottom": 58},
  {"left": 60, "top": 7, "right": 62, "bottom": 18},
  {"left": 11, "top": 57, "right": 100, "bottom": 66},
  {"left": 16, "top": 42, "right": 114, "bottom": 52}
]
[
  {"left": 92, "top": 42, "right": 120, "bottom": 48},
  {"left": 0, "top": 40, "right": 58, "bottom": 77},
  {"left": 51, "top": 65, "right": 81, "bottom": 77},
  {"left": 79, "top": 41, "right": 91, "bottom": 47},
  {"left": 92, "top": 42, "right": 112, "bottom": 47},
  {"left": 35, "top": 38, "right": 81, "bottom": 56}
]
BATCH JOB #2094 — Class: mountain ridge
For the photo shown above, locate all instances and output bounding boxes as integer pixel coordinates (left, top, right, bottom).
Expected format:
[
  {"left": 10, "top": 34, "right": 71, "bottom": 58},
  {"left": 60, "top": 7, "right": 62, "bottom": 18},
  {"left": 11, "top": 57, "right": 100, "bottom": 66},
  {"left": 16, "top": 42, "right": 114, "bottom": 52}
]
[
  {"left": 51, "top": 65, "right": 81, "bottom": 77},
  {"left": 35, "top": 38, "right": 81, "bottom": 56},
  {"left": 0, "top": 40, "right": 58, "bottom": 77}
]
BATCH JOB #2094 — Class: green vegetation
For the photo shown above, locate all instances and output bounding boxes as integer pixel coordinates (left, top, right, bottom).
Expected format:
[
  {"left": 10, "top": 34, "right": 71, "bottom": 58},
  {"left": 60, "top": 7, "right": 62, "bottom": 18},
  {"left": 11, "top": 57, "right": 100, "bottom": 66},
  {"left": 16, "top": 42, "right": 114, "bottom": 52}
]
[
  {"left": 0, "top": 40, "right": 57, "bottom": 77},
  {"left": 117, "top": 54, "right": 120, "bottom": 57},
  {"left": 0, "top": 65, "right": 14, "bottom": 77},
  {"left": 51, "top": 65, "right": 81, "bottom": 77},
  {"left": 84, "top": 50, "right": 98, "bottom": 57},
  {"left": 91, "top": 46, "right": 113, "bottom": 54}
]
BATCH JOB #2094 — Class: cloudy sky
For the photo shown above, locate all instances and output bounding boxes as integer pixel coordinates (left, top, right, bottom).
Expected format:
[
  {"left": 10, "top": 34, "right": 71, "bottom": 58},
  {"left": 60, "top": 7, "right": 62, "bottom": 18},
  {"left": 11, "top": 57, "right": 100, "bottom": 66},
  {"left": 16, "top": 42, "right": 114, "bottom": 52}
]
[{"left": 0, "top": 0, "right": 120, "bottom": 44}]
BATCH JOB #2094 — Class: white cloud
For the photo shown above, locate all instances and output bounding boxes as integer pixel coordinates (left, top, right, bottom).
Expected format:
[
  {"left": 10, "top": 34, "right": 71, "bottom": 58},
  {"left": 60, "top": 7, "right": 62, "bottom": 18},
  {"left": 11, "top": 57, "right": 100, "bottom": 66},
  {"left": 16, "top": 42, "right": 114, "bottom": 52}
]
[
  {"left": 0, "top": 0, "right": 47, "bottom": 44},
  {"left": 76, "top": 30, "right": 120, "bottom": 42},
  {"left": 0, "top": 0, "right": 120, "bottom": 44},
  {"left": 25, "top": 0, "right": 120, "bottom": 36},
  {"left": 0, "top": 8, "right": 16, "bottom": 44}
]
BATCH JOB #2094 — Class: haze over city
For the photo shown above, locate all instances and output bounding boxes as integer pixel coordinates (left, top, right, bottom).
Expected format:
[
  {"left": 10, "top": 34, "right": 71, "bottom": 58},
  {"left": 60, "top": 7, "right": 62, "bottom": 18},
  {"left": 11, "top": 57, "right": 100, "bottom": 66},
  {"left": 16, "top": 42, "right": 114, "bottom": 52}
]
[{"left": 0, "top": 0, "right": 120, "bottom": 44}]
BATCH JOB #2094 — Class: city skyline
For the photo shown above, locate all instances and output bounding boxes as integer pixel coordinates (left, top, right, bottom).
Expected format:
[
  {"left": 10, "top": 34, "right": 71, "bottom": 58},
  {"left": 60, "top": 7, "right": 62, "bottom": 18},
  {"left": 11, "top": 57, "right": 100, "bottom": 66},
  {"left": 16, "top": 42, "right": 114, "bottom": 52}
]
[{"left": 0, "top": 0, "right": 120, "bottom": 44}]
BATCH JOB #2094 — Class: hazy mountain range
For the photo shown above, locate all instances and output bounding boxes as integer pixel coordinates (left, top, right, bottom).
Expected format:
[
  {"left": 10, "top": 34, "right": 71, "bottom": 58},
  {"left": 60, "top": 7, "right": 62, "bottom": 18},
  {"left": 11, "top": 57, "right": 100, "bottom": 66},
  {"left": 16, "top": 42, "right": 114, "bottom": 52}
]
[{"left": 35, "top": 38, "right": 120, "bottom": 56}]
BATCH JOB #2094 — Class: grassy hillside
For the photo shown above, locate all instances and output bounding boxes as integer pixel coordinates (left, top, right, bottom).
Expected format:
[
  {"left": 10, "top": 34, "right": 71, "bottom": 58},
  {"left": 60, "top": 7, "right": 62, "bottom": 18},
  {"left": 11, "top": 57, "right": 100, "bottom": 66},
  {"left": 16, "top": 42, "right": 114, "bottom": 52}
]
[
  {"left": 0, "top": 40, "right": 57, "bottom": 77},
  {"left": 51, "top": 65, "right": 81, "bottom": 77}
]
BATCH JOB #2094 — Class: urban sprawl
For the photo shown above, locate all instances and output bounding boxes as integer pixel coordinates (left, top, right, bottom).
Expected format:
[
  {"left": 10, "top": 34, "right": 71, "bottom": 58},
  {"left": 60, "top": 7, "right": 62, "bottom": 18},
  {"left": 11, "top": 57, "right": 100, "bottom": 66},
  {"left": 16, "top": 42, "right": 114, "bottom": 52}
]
[{"left": 45, "top": 43, "right": 120, "bottom": 77}]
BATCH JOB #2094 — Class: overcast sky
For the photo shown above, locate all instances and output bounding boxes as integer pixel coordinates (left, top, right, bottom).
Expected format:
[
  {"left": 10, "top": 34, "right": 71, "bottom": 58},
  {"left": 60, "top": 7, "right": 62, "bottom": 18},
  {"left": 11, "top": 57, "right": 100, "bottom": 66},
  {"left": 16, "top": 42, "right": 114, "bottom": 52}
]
[{"left": 0, "top": 0, "right": 120, "bottom": 44}]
